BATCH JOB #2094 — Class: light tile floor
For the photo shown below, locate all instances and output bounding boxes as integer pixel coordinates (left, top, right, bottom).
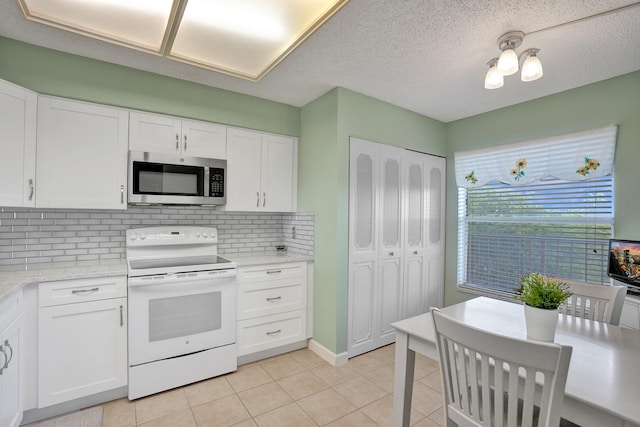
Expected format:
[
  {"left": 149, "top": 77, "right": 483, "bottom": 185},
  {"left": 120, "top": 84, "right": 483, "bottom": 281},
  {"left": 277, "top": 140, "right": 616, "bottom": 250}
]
[{"left": 96, "top": 344, "right": 445, "bottom": 427}]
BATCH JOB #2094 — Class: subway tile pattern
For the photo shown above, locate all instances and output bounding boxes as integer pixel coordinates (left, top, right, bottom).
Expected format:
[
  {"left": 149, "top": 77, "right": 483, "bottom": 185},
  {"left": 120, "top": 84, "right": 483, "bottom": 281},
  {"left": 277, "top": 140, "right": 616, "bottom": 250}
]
[{"left": 0, "top": 207, "right": 314, "bottom": 270}]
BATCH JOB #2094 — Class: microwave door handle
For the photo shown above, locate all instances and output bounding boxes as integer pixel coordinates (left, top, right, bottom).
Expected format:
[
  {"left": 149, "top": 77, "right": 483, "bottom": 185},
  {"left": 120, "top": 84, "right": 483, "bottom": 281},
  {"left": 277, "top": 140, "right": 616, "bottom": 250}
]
[{"left": 175, "top": 133, "right": 180, "bottom": 151}]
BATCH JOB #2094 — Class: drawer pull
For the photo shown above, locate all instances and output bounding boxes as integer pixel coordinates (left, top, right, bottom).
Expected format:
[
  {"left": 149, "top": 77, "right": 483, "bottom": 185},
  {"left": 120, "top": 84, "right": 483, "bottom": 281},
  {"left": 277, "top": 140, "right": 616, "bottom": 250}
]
[
  {"left": 0, "top": 344, "right": 7, "bottom": 375},
  {"left": 266, "top": 329, "right": 282, "bottom": 336},
  {"left": 71, "top": 287, "right": 99, "bottom": 294},
  {"left": 266, "top": 270, "right": 282, "bottom": 275},
  {"left": 266, "top": 296, "right": 282, "bottom": 302}
]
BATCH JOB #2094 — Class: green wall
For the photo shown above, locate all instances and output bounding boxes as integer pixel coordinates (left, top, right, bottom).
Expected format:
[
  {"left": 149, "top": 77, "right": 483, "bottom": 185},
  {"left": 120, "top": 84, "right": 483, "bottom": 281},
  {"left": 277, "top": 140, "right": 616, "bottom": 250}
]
[
  {"left": 299, "top": 88, "right": 446, "bottom": 354},
  {"left": 0, "top": 37, "right": 300, "bottom": 136},
  {"left": 444, "top": 71, "right": 640, "bottom": 305}
]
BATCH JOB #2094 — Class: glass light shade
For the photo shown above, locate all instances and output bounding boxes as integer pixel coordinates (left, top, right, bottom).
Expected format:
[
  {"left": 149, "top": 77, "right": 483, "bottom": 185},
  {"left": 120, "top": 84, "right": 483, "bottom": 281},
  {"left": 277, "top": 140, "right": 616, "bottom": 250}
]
[
  {"left": 521, "top": 53, "right": 543, "bottom": 82},
  {"left": 497, "top": 48, "right": 519, "bottom": 76},
  {"left": 484, "top": 65, "right": 504, "bottom": 89}
]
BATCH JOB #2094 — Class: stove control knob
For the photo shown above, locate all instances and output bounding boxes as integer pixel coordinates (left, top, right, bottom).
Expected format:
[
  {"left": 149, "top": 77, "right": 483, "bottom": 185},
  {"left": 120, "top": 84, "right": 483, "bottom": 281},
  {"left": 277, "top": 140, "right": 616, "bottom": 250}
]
[
  {"left": 129, "top": 232, "right": 138, "bottom": 241},
  {"left": 139, "top": 233, "right": 146, "bottom": 240},
  {"left": 196, "top": 231, "right": 201, "bottom": 238},
  {"left": 209, "top": 231, "right": 216, "bottom": 238}
]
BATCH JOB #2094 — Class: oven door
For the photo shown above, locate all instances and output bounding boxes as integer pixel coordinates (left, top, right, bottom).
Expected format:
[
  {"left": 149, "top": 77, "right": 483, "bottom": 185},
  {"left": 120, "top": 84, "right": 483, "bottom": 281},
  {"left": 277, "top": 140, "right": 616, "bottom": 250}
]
[{"left": 128, "top": 269, "right": 236, "bottom": 366}]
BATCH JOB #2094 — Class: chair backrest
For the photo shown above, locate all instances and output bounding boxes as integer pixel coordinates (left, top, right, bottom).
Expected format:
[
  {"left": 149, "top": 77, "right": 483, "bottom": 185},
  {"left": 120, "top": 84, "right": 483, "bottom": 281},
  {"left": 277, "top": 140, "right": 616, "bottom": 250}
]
[
  {"left": 432, "top": 309, "right": 572, "bottom": 427},
  {"left": 556, "top": 279, "right": 626, "bottom": 325}
]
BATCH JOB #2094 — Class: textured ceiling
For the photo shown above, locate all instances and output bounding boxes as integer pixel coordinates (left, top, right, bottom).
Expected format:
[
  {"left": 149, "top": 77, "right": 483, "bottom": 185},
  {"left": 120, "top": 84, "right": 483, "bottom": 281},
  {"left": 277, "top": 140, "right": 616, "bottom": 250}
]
[{"left": 1, "top": 0, "right": 640, "bottom": 123}]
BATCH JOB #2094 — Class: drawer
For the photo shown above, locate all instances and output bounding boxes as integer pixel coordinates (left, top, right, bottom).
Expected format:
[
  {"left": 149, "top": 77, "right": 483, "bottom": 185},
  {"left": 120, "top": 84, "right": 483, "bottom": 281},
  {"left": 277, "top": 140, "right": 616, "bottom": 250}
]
[
  {"left": 237, "top": 309, "right": 306, "bottom": 356},
  {"left": 0, "top": 287, "right": 22, "bottom": 332},
  {"left": 238, "top": 279, "right": 306, "bottom": 320},
  {"left": 237, "top": 262, "right": 307, "bottom": 283},
  {"left": 39, "top": 276, "right": 127, "bottom": 307}
]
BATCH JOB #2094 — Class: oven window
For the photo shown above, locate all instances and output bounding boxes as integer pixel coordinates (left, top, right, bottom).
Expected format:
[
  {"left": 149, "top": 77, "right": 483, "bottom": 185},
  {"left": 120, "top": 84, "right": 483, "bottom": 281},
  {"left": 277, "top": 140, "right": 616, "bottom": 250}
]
[
  {"left": 133, "top": 161, "right": 204, "bottom": 196},
  {"left": 148, "top": 292, "right": 221, "bottom": 342}
]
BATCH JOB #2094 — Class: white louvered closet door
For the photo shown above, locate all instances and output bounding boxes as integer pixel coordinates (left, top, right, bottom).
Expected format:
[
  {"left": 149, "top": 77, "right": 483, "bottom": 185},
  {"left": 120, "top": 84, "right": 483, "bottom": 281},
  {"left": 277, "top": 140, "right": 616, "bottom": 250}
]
[
  {"left": 348, "top": 137, "right": 445, "bottom": 358},
  {"left": 403, "top": 154, "right": 427, "bottom": 319},
  {"left": 347, "top": 138, "right": 379, "bottom": 356},
  {"left": 377, "top": 145, "right": 403, "bottom": 346}
]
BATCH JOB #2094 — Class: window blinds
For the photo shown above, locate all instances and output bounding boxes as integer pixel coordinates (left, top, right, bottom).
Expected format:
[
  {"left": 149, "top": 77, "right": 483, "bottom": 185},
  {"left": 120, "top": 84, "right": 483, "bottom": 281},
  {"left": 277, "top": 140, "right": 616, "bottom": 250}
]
[{"left": 455, "top": 126, "right": 617, "bottom": 296}]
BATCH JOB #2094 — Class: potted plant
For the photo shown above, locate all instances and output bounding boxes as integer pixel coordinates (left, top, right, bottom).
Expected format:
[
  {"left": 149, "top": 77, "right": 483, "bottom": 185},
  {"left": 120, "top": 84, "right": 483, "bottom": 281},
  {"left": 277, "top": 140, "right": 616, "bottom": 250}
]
[{"left": 514, "top": 273, "right": 572, "bottom": 341}]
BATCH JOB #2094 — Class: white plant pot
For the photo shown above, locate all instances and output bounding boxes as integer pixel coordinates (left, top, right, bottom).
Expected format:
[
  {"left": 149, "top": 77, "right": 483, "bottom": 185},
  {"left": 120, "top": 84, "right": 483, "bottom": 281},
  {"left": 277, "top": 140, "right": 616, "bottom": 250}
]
[{"left": 524, "top": 304, "right": 559, "bottom": 342}]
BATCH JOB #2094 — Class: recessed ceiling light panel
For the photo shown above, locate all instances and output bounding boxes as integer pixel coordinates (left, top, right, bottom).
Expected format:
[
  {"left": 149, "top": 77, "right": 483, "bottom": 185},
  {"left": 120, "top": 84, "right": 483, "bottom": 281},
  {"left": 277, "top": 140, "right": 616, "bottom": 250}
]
[
  {"left": 19, "top": 0, "right": 174, "bottom": 52},
  {"left": 19, "top": 0, "right": 349, "bottom": 81}
]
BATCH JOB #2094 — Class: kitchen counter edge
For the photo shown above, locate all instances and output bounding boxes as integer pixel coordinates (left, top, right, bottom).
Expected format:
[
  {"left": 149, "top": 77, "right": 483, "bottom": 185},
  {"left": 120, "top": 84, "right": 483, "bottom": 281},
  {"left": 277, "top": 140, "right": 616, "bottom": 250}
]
[{"left": 0, "top": 260, "right": 128, "bottom": 301}]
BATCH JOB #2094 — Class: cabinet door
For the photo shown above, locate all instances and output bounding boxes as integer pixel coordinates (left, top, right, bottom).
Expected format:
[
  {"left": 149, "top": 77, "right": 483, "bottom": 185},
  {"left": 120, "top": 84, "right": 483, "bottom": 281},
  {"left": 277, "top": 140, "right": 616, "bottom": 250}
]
[
  {"left": 38, "top": 298, "right": 127, "bottom": 407},
  {"left": 129, "top": 111, "right": 181, "bottom": 154},
  {"left": 0, "top": 80, "right": 36, "bottom": 208},
  {"left": 226, "top": 128, "right": 262, "bottom": 211},
  {"left": 0, "top": 317, "right": 23, "bottom": 427},
  {"left": 36, "top": 97, "right": 128, "bottom": 209},
  {"left": 182, "top": 119, "right": 227, "bottom": 159},
  {"left": 261, "top": 134, "right": 297, "bottom": 212}
]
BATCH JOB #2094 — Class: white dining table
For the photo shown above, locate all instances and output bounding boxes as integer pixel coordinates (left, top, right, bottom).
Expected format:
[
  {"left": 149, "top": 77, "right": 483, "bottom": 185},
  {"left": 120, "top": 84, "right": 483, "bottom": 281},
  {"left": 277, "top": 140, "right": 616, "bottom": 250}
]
[{"left": 392, "top": 296, "right": 640, "bottom": 427}]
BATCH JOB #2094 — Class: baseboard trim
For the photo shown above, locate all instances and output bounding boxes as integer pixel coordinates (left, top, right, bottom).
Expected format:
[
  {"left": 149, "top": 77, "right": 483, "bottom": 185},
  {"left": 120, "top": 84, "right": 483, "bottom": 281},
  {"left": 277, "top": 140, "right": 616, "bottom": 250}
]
[{"left": 308, "top": 339, "right": 348, "bottom": 366}]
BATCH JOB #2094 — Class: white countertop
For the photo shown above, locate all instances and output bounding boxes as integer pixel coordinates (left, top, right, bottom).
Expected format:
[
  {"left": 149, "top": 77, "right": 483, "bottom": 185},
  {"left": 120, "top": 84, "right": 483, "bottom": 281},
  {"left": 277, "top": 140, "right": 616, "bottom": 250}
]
[
  {"left": 0, "top": 251, "right": 314, "bottom": 300},
  {"left": 225, "top": 251, "right": 314, "bottom": 266}
]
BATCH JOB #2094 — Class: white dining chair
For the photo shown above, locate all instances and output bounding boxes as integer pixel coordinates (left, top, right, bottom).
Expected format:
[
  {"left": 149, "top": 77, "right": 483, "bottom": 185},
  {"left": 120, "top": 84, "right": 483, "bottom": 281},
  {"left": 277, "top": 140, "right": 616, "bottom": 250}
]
[
  {"left": 555, "top": 279, "right": 626, "bottom": 325},
  {"left": 432, "top": 309, "right": 573, "bottom": 427}
]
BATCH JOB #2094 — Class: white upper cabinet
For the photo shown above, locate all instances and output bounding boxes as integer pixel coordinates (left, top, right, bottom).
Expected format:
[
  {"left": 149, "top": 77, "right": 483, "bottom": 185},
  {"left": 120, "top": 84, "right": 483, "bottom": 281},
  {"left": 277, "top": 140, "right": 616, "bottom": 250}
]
[
  {"left": 129, "top": 111, "right": 226, "bottom": 159},
  {"left": 0, "top": 79, "right": 37, "bottom": 208},
  {"left": 226, "top": 128, "right": 297, "bottom": 212},
  {"left": 36, "top": 96, "right": 129, "bottom": 210}
]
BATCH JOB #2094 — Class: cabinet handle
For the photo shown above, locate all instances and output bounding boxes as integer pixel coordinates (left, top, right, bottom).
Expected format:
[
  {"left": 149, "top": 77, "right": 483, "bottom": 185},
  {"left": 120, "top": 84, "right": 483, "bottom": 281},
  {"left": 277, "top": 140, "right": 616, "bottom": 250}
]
[
  {"left": 414, "top": 251, "right": 418, "bottom": 255},
  {"left": 266, "top": 270, "right": 282, "bottom": 275},
  {"left": 3, "top": 340, "right": 12, "bottom": 369},
  {"left": 183, "top": 134, "right": 188, "bottom": 151},
  {"left": 71, "top": 287, "right": 99, "bottom": 294},
  {"left": 0, "top": 344, "right": 7, "bottom": 375},
  {"left": 266, "top": 296, "right": 282, "bottom": 302},
  {"left": 263, "top": 192, "right": 266, "bottom": 207},
  {"left": 256, "top": 192, "right": 260, "bottom": 208},
  {"left": 28, "top": 178, "right": 34, "bottom": 201},
  {"left": 175, "top": 133, "right": 180, "bottom": 151},
  {"left": 389, "top": 252, "right": 395, "bottom": 256},
  {"left": 120, "top": 305, "right": 124, "bottom": 327},
  {"left": 266, "top": 329, "right": 281, "bottom": 336},
  {"left": 120, "top": 185, "right": 125, "bottom": 204}
]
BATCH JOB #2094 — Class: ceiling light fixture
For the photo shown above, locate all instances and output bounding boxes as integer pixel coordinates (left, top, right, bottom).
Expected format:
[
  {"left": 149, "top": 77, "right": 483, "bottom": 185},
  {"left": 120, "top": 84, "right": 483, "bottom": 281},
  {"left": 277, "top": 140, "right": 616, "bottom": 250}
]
[
  {"left": 485, "top": 30, "right": 543, "bottom": 89},
  {"left": 484, "top": 58, "right": 504, "bottom": 89}
]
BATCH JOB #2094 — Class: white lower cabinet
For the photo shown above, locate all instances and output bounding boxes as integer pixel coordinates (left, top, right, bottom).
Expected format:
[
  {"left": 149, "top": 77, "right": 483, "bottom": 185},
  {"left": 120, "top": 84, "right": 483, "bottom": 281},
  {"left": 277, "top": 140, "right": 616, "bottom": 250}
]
[
  {"left": 38, "top": 277, "right": 127, "bottom": 408},
  {"left": 237, "top": 262, "right": 308, "bottom": 357},
  {"left": 0, "top": 289, "right": 23, "bottom": 427}
]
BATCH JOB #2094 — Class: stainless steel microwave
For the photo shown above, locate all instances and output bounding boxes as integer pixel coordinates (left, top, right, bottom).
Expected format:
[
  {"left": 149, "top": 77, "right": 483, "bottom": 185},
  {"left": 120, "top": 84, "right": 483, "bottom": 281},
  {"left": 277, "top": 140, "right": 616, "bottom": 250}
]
[{"left": 128, "top": 151, "right": 226, "bottom": 206}]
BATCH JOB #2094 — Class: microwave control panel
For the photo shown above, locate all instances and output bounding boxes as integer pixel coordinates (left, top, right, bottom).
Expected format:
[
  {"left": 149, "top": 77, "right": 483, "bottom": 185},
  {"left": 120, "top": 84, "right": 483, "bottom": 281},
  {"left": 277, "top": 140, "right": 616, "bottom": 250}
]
[{"left": 210, "top": 168, "right": 225, "bottom": 197}]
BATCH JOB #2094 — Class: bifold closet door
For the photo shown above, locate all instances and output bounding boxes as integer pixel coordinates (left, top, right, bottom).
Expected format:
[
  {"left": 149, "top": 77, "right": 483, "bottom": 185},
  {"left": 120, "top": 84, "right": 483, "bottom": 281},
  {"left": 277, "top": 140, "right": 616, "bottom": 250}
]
[
  {"left": 348, "top": 138, "right": 379, "bottom": 355},
  {"left": 377, "top": 145, "right": 403, "bottom": 346},
  {"left": 403, "top": 156, "right": 427, "bottom": 319}
]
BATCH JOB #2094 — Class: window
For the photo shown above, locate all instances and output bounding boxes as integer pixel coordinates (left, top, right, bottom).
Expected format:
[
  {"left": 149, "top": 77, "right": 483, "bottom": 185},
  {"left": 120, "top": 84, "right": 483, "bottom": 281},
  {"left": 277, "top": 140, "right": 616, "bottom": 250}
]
[
  {"left": 454, "top": 126, "right": 617, "bottom": 296},
  {"left": 457, "top": 176, "right": 613, "bottom": 295}
]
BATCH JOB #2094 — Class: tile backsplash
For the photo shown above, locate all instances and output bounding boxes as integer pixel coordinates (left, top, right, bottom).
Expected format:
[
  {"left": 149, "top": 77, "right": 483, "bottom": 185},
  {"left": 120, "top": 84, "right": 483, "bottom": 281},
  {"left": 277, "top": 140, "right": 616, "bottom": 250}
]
[{"left": 0, "top": 206, "right": 314, "bottom": 270}]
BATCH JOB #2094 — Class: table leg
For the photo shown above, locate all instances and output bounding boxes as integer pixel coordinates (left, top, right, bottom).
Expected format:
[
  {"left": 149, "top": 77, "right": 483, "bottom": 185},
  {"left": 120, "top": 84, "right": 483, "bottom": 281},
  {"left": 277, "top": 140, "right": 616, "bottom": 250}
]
[{"left": 393, "top": 331, "right": 415, "bottom": 427}]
